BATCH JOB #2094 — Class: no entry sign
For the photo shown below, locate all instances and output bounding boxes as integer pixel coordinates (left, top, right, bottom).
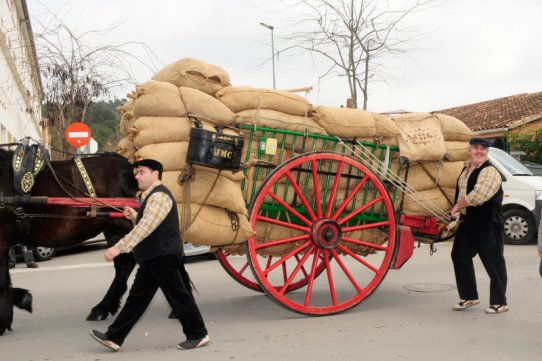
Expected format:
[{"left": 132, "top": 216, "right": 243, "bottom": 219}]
[{"left": 65, "top": 122, "right": 92, "bottom": 147}]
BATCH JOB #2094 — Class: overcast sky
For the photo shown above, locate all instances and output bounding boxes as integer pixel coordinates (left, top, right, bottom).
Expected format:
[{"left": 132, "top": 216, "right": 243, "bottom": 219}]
[{"left": 27, "top": 0, "right": 542, "bottom": 113}]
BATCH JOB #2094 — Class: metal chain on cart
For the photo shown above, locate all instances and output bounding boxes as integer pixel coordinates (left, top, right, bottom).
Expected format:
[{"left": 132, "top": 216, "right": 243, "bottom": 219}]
[{"left": 6, "top": 205, "right": 91, "bottom": 220}]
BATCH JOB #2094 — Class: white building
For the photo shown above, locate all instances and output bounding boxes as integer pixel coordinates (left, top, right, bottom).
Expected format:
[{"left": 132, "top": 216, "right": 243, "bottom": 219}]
[{"left": 0, "top": 0, "right": 43, "bottom": 145}]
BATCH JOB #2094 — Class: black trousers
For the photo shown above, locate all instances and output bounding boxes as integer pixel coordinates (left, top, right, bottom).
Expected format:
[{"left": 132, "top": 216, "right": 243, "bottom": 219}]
[
  {"left": 451, "top": 222, "right": 508, "bottom": 305},
  {"left": 105, "top": 254, "right": 207, "bottom": 345}
]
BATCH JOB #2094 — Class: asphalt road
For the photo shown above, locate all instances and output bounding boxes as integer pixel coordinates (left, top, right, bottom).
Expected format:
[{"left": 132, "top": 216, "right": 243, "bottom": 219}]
[{"left": 2, "top": 241, "right": 542, "bottom": 361}]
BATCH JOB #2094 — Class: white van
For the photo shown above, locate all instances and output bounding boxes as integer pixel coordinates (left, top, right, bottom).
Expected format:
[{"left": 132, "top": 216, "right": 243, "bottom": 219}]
[{"left": 489, "top": 147, "right": 542, "bottom": 245}]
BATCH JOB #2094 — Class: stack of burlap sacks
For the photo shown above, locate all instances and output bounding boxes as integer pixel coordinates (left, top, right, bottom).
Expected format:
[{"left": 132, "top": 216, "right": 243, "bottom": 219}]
[
  {"left": 389, "top": 112, "right": 473, "bottom": 217},
  {"left": 114, "top": 57, "right": 474, "bottom": 254},
  {"left": 116, "top": 59, "right": 253, "bottom": 247}
]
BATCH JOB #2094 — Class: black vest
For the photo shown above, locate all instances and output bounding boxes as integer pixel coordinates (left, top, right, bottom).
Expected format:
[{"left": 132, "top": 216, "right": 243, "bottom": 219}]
[
  {"left": 132, "top": 184, "right": 183, "bottom": 263},
  {"left": 457, "top": 160, "right": 504, "bottom": 227}
]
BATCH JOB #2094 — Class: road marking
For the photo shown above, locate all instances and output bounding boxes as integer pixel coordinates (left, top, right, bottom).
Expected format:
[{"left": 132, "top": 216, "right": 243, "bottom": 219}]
[{"left": 10, "top": 262, "right": 112, "bottom": 274}]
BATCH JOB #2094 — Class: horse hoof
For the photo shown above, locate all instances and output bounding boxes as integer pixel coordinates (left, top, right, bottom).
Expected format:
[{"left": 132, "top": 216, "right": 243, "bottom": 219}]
[
  {"left": 20, "top": 293, "right": 33, "bottom": 313},
  {"left": 86, "top": 310, "right": 108, "bottom": 321}
]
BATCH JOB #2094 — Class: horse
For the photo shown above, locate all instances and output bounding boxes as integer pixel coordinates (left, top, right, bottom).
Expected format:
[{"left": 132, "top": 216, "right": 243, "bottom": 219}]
[{"left": 0, "top": 143, "right": 139, "bottom": 335}]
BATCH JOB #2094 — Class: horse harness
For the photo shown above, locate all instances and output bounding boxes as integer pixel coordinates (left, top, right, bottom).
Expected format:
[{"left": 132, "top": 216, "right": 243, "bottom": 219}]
[{"left": 1, "top": 139, "right": 101, "bottom": 245}]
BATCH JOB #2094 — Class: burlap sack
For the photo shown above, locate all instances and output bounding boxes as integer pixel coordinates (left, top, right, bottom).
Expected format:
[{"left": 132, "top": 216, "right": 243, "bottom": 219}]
[
  {"left": 179, "top": 203, "right": 254, "bottom": 246},
  {"left": 116, "top": 136, "right": 136, "bottom": 162},
  {"left": 313, "top": 106, "right": 377, "bottom": 138},
  {"left": 235, "top": 109, "right": 327, "bottom": 135},
  {"left": 342, "top": 228, "right": 389, "bottom": 256},
  {"left": 374, "top": 113, "right": 401, "bottom": 138},
  {"left": 215, "top": 86, "right": 312, "bottom": 116},
  {"left": 131, "top": 81, "right": 185, "bottom": 118},
  {"left": 119, "top": 112, "right": 136, "bottom": 136},
  {"left": 245, "top": 180, "right": 310, "bottom": 205},
  {"left": 332, "top": 185, "right": 399, "bottom": 214},
  {"left": 357, "top": 136, "right": 398, "bottom": 148},
  {"left": 445, "top": 141, "right": 469, "bottom": 161},
  {"left": 178, "top": 86, "right": 235, "bottom": 126},
  {"left": 161, "top": 170, "right": 247, "bottom": 215},
  {"left": 221, "top": 243, "right": 246, "bottom": 256},
  {"left": 151, "top": 58, "right": 231, "bottom": 95},
  {"left": 254, "top": 220, "right": 303, "bottom": 257},
  {"left": 402, "top": 187, "right": 455, "bottom": 216},
  {"left": 404, "top": 161, "right": 465, "bottom": 191},
  {"left": 121, "top": 100, "right": 134, "bottom": 112},
  {"left": 434, "top": 113, "right": 474, "bottom": 141},
  {"left": 392, "top": 113, "right": 447, "bottom": 162},
  {"left": 132, "top": 116, "right": 192, "bottom": 148},
  {"left": 134, "top": 141, "right": 188, "bottom": 171},
  {"left": 193, "top": 164, "right": 245, "bottom": 182}
]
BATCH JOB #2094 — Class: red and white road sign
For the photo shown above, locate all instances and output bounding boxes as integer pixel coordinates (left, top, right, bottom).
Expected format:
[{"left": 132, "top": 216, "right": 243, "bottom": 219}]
[{"left": 65, "top": 122, "right": 92, "bottom": 147}]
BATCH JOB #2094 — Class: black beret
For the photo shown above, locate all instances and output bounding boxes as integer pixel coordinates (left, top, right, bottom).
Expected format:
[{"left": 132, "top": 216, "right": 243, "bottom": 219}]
[
  {"left": 133, "top": 159, "right": 163, "bottom": 173},
  {"left": 469, "top": 137, "right": 490, "bottom": 147}
]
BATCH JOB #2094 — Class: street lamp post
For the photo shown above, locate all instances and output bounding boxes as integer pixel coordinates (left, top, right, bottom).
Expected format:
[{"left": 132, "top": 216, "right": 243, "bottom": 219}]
[{"left": 260, "top": 22, "right": 276, "bottom": 89}]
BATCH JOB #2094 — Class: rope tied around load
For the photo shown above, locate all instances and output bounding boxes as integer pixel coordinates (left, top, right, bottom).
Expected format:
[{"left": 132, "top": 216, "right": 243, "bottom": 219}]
[{"left": 335, "top": 137, "right": 455, "bottom": 229}]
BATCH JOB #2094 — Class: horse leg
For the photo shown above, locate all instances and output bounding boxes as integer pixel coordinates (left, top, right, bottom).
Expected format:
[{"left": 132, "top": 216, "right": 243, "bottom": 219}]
[
  {"left": 11, "top": 288, "right": 32, "bottom": 313},
  {"left": 86, "top": 252, "right": 135, "bottom": 321},
  {"left": 0, "top": 251, "right": 14, "bottom": 335}
]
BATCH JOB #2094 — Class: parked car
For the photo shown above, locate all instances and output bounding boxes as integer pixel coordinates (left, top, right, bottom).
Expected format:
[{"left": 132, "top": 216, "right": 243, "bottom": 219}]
[
  {"left": 489, "top": 148, "right": 542, "bottom": 245},
  {"left": 522, "top": 161, "right": 542, "bottom": 176}
]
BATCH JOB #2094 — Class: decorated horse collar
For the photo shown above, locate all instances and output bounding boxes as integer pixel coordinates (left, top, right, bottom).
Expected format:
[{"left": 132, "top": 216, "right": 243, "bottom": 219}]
[{"left": 12, "top": 139, "right": 48, "bottom": 195}]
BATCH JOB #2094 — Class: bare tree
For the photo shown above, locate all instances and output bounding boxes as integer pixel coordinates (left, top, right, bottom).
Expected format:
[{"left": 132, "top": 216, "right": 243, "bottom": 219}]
[
  {"left": 280, "top": 0, "right": 435, "bottom": 109},
  {"left": 33, "top": 14, "right": 155, "bottom": 158}
]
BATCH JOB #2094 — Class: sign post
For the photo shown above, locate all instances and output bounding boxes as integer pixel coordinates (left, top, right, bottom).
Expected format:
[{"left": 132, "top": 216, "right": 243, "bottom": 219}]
[{"left": 65, "top": 122, "right": 92, "bottom": 147}]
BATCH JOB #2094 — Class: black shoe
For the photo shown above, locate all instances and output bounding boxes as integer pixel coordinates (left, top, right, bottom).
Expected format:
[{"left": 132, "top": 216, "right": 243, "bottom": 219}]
[
  {"left": 90, "top": 329, "right": 120, "bottom": 351},
  {"left": 177, "top": 334, "right": 210, "bottom": 350},
  {"left": 26, "top": 263, "right": 39, "bottom": 269},
  {"left": 9, "top": 264, "right": 15, "bottom": 269}
]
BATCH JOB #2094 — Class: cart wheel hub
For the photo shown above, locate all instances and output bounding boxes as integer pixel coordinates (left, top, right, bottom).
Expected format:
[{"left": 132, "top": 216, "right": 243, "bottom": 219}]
[{"left": 310, "top": 219, "right": 342, "bottom": 249}]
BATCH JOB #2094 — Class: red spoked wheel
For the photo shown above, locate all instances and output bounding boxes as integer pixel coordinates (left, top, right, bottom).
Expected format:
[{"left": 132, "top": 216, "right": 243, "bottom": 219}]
[
  {"left": 216, "top": 247, "right": 261, "bottom": 291},
  {"left": 216, "top": 246, "right": 328, "bottom": 292},
  {"left": 247, "top": 151, "right": 398, "bottom": 315}
]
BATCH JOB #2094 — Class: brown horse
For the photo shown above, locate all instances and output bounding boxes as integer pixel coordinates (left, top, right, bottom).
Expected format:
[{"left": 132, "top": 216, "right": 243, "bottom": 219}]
[{"left": 0, "top": 143, "right": 139, "bottom": 335}]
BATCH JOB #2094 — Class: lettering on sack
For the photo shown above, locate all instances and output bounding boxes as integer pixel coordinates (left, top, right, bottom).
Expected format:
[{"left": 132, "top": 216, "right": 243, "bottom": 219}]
[
  {"left": 213, "top": 148, "right": 233, "bottom": 159},
  {"left": 404, "top": 127, "right": 439, "bottom": 145}
]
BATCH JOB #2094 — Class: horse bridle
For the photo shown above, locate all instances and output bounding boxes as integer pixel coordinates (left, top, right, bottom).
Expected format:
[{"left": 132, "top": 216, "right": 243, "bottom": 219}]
[{"left": 1, "top": 139, "right": 126, "bottom": 216}]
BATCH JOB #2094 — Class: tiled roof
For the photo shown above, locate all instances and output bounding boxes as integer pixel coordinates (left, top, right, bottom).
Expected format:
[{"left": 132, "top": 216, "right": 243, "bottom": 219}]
[{"left": 433, "top": 92, "right": 542, "bottom": 132}]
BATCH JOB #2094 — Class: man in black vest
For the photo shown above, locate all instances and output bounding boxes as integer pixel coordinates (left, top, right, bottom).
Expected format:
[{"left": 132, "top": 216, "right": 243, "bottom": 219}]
[
  {"left": 450, "top": 137, "right": 508, "bottom": 314},
  {"left": 90, "top": 159, "right": 209, "bottom": 351}
]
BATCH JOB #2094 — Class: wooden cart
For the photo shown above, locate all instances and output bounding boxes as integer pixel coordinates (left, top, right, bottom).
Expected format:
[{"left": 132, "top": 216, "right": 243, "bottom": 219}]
[{"left": 214, "top": 125, "right": 448, "bottom": 315}]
